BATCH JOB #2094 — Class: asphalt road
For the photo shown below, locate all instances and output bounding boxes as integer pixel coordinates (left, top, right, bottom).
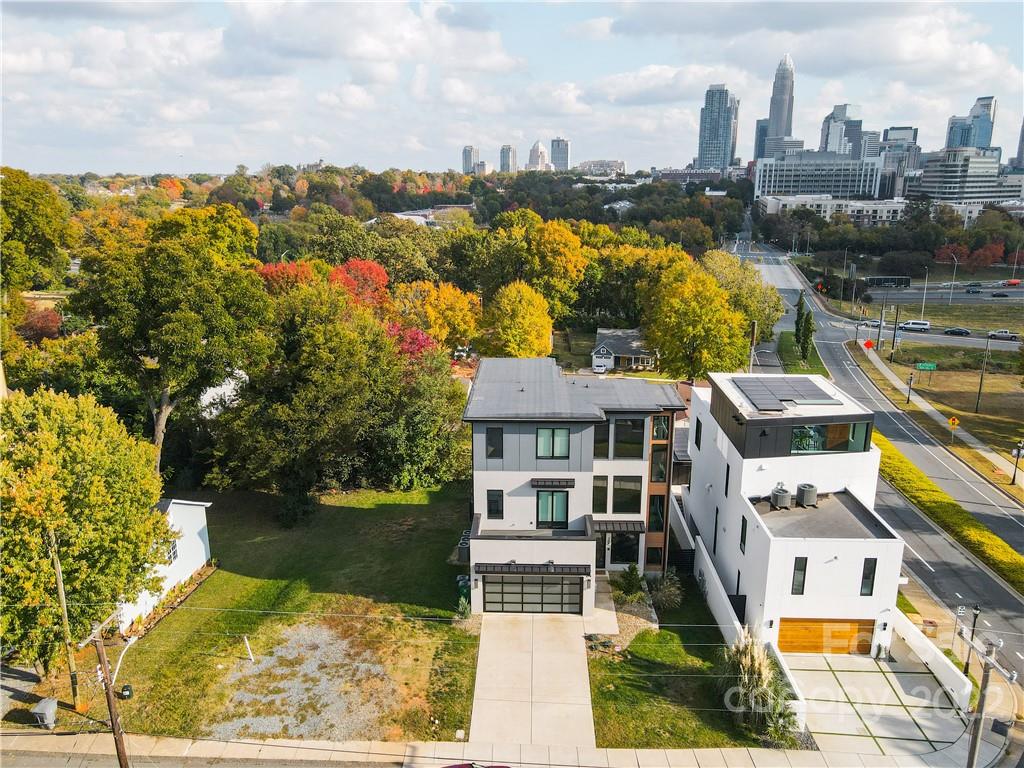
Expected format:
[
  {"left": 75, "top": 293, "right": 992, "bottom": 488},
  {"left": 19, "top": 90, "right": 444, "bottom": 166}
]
[{"left": 740, "top": 236, "right": 1024, "bottom": 686}]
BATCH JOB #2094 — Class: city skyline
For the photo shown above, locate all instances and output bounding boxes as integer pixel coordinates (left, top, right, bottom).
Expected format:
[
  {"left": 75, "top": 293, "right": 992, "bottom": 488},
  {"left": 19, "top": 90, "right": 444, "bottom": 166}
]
[{"left": 2, "top": 1, "right": 1022, "bottom": 174}]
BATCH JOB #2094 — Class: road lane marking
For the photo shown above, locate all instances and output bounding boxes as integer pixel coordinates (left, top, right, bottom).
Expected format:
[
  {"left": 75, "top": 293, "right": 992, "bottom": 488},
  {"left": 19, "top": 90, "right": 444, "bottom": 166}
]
[
  {"left": 983, "top": 619, "right": 992, "bottom": 627},
  {"left": 955, "top": 592, "right": 963, "bottom": 598},
  {"left": 1016, "top": 652, "right": 1024, "bottom": 660}
]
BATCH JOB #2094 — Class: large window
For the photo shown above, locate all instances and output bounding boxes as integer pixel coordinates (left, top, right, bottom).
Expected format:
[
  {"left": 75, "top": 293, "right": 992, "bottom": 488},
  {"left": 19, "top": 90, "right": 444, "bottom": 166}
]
[
  {"left": 610, "top": 533, "right": 639, "bottom": 565},
  {"left": 652, "top": 415, "right": 670, "bottom": 441},
  {"left": 860, "top": 558, "right": 877, "bottom": 596},
  {"left": 739, "top": 516, "right": 747, "bottom": 554},
  {"left": 487, "top": 490, "right": 503, "bottom": 519},
  {"left": 593, "top": 476, "right": 608, "bottom": 515},
  {"left": 537, "top": 427, "right": 569, "bottom": 459},
  {"left": 648, "top": 496, "right": 666, "bottom": 532},
  {"left": 650, "top": 445, "right": 667, "bottom": 483},
  {"left": 645, "top": 547, "right": 663, "bottom": 568},
  {"left": 613, "top": 418, "right": 645, "bottom": 458},
  {"left": 612, "top": 476, "right": 643, "bottom": 514},
  {"left": 791, "top": 422, "right": 871, "bottom": 454},
  {"left": 536, "top": 490, "right": 568, "bottom": 529},
  {"left": 594, "top": 422, "right": 610, "bottom": 459},
  {"left": 694, "top": 418, "right": 702, "bottom": 450},
  {"left": 791, "top": 557, "right": 807, "bottom": 595},
  {"left": 486, "top": 427, "right": 503, "bottom": 459}
]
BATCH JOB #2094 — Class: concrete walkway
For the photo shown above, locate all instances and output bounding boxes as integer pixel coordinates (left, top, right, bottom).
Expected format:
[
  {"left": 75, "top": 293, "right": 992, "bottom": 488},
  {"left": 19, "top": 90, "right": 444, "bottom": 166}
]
[
  {"left": 862, "top": 347, "right": 1024, "bottom": 490},
  {"left": 469, "top": 614, "right": 595, "bottom": 747}
]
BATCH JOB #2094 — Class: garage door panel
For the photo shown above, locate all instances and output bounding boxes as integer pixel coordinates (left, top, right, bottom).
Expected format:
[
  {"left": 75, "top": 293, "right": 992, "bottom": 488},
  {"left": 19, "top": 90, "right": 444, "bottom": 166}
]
[
  {"left": 483, "top": 575, "right": 582, "bottom": 614},
  {"left": 779, "top": 618, "right": 874, "bottom": 654}
]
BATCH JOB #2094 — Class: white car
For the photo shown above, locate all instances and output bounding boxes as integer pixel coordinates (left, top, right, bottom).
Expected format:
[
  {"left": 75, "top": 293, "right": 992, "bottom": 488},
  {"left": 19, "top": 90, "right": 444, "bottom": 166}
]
[
  {"left": 858, "top": 319, "right": 881, "bottom": 328},
  {"left": 592, "top": 363, "right": 608, "bottom": 374}
]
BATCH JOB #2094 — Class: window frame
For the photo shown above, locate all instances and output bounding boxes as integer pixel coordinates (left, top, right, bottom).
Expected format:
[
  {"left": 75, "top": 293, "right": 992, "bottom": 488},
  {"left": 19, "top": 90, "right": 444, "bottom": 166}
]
[
  {"left": 612, "top": 476, "right": 644, "bottom": 515},
  {"left": 739, "top": 516, "right": 747, "bottom": 554},
  {"left": 652, "top": 415, "right": 670, "bottom": 441},
  {"left": 648, "top": 495, "right": 666, "bottom": 532},
  {"left": 712, "top": 507, "right": 719, "bottom": 554},
  {"left": 613, "top": 417, "right": 646, "bottom": 459},
  {"left": 694, "top": 417, "right": 702, "bottom": 450},
  {"left": 724, "top": 464, "right": 730, "bottom": 497},
  {"left": 485, "top": 427, "right": 504, "bottom": 459},
  {"left": 168, "top": 539, "right": 178, "bottom": 563},
  {"left": 486, "top": 489, "right": 504, "bottom": 520},
  {"left": 536, "top": 427, "right": 570, "bottom": 459},
  {"left": 536, "top": 490, "right": 569, "bottom": 529},
  {"left": 791, "top": 557, "right": 807, "bottom": 595},
  {"left": 610, "top": 532, "right": 640, "bottom": 565},
  {"left": 860, "top": 557, "right": 877, "bottom": 596},
  {"left": 650, "top": 444, "right": 668, "bottom": 483},
  {"left": 592, "top": 475, "right": 608, "bottom": 515},
  {"left": 594, "top": 422, "right": 610, "bottom": 459}
]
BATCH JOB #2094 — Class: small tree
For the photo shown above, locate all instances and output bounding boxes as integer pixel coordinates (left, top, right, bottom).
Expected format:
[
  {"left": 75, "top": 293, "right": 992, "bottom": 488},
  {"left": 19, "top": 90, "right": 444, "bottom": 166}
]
[
  {"left": 799, "top": 309, "right": 815, "bottom": 361},
  {"left": 794, "top": 291, "right": 806, "bottom": 347}
]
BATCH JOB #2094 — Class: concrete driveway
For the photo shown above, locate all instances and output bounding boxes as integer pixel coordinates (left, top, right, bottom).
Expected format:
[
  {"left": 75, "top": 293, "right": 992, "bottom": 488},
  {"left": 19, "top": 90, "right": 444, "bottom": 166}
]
[
  {"left": 784, "top": 640, "right": 968, "bottom": 757},
  {"left": 469, "top": 614, "right": 595, "bottom": 747}
]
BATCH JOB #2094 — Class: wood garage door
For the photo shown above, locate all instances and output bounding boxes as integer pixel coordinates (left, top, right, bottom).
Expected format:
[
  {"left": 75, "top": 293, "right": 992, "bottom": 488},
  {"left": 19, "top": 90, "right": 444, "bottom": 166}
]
[
  {"left": 482, "top": 575, "right": 582, "bottom": 614},
  {"left": 778, "top": 618, "right": 874, "bottom": 654}
]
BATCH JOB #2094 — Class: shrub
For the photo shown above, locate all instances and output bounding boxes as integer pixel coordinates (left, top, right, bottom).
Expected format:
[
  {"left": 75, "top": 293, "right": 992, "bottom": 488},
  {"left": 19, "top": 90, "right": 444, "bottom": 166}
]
[
  {"left": 612, "top": 563, "right": 644, "bottom": 596},
  {"left": 649, "top": 570, "right": 683, "bottom": 611},
  {"left": 456, "top": 596, "right": 471, "bottom": 620},
  {"left": 714, "top": 628, "right": 796, "bottom": 745}
]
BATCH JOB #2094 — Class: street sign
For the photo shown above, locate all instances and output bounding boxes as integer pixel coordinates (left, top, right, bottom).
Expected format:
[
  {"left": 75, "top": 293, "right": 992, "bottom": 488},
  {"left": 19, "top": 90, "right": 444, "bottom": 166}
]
[
  {"left": 916, "top": 362, "right": 938, "bottom": 371},
  {"left": 864, "top": 339, "right": 874, "bottom": 349},
  {"left": 948, "top": 416, "right": 960, "bottom": 429}
]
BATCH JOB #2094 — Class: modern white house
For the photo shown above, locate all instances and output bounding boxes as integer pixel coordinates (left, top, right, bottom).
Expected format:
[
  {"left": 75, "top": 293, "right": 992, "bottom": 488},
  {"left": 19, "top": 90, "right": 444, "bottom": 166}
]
[
  {"left": 590, "top": 328, "right": 656, "bottom": 372},
  {"left": 679, "top": 373, "right": 905, "bottom": 656},
  {"left": 464, "top": 358, "right": 685, "bottom": 615},
  {"left": 117, "top": 499, "right": 212, "bottom": 633}
]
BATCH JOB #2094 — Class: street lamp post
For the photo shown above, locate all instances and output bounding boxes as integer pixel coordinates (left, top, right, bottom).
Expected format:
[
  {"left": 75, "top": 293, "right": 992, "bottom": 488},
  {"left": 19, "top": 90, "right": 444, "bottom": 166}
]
[
  {"left": 920, "top": 266, "right": 929, "bottom": 321},
  {"left": 839, "top": 247, "right": 849, "bottom": 311},
  {"left": 906, "top": 373, "right": 914, "bottom": 404},
  {"left": 962, "top": 605, "right": 981, "bottom": 675},
  {"left": 948, "top": 254, "right": 959, "bottom": 305},
  {"left": 1011, "top": 439, "right": 1024, "bottom": 485}
]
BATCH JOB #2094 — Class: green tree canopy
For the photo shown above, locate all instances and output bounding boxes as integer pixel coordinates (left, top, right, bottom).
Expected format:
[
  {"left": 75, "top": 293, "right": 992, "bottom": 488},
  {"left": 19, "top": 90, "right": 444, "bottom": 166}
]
[
  {"left": 701, "top": 249, "right": 785, "bottom": 342},
  {"left": 0, "top": 167, "right": 72, "bottom": 290},
  {"left": 0, "top": 389, "right": 171, "bottom": 669},
  {"left": 478, "top": 280, "right": 553, "bottom": 358}
]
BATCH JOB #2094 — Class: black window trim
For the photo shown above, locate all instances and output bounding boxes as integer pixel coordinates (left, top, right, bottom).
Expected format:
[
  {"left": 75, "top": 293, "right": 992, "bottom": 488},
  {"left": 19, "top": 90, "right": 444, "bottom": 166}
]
[
  {"left": 694, "top": 417, "right": 702, "bottom": 450},
  {"left": 739, "top": 516, "right": 747, "bottom": 554},
  {"left": 485, "top": 426, "right": 504, "bottom": 459},
  {"left": 536, "top": 427, "right": 570, "bottom": 460},
  {"left": 712, "top": 507, "right": 719, "bottom": 554},
  {"left": 791, "top": 556, "right": 807, "bottom": 595},
  {"left": 486, "top": 489, "right": 504, "bottom": 520},
  {"left": 860, "top": 557, "right": 877, "bottom": 596},
  {"left": 536, "top": 489, "right": 569, "bottom": 530}
]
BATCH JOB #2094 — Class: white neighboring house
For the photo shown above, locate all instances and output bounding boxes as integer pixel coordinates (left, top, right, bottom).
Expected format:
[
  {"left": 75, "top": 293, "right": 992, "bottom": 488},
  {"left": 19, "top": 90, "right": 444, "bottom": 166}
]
[
  {"left": 591, "top": 328, "right": 656, "bottom": 372},
  {"left": 117, "top": 499, "right": 212, "bottom": 633},
  {"left": 680, "top": 373, "right": 904, "bottom": 656}
]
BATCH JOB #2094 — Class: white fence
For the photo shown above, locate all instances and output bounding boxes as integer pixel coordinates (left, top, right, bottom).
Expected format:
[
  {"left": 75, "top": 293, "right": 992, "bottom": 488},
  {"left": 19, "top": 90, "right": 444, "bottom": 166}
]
[
  {"left": 892, "top": 610, "right": 972, "bottom": 711},
  {"left": 692, "top": 535, "right": 744, "bottom": 646}
]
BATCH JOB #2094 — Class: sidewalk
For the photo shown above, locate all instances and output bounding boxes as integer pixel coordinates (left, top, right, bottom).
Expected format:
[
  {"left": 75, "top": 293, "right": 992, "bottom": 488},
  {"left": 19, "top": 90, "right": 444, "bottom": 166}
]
[{"left": 861, "top": 347, "right": 1023, "bottom": 491}]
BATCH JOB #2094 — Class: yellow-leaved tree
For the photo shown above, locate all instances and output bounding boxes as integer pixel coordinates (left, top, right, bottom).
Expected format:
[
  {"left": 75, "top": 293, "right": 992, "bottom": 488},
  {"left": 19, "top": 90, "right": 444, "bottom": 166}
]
[
  {"left": 478, "top": 281, "right": 553, "bottom": 358},
  {"left": 392, "top": 281, "right": 481, "bottom": 348}
]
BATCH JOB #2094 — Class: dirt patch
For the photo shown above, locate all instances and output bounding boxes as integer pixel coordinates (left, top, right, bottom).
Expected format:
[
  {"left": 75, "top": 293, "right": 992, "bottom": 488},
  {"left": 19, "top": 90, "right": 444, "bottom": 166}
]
[{"left": 210, "top": 622, "right": 395, "bottom": 741}]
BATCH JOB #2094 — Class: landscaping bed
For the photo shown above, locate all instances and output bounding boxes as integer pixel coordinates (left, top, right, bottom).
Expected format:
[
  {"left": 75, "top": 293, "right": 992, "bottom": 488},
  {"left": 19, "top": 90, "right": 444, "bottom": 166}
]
[
  {"left": 8, "top": 485, "right": 478, "bottom": 742},
  {"left": 777, "top": 331, "right": 829, "bottom": 376}
]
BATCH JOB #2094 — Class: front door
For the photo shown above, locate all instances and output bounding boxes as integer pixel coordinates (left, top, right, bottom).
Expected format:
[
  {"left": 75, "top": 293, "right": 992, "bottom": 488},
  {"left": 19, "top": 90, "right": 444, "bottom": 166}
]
[{"left": 596, "top": 533, "right": 607, "bottom": 569}]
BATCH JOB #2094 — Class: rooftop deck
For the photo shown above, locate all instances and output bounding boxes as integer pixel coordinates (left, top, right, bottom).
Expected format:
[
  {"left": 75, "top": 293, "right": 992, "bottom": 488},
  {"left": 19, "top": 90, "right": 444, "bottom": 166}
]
[{"left": 751, "top": 491, "right": 895, "bottom": 540}]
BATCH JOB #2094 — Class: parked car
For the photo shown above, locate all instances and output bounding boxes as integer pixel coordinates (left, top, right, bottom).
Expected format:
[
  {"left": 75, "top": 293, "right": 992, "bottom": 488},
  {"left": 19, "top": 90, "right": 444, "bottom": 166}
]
[
  {"left": 898, "top": 320, "right": 931, "bottom": 332},
  {"left": 859, "top": 319, "right": 881, "bottom": 328},
  {"left": 592, "top": 362, "right": 608, "bottom": 374},
  {"left": 943, "top": 327, "right": 971, "bottom": 336},
  {"left": 965, "top": 287, "right": 982, "bottom": 294},
  {"left": 987, "top": 329, "right": 1019, "bottom": 340},
  {"left": 965, "top": 281, "right": 983, "bottom": 287},
  {"left": 991, "top": 291, "right": 1010, "bottom": 297}
]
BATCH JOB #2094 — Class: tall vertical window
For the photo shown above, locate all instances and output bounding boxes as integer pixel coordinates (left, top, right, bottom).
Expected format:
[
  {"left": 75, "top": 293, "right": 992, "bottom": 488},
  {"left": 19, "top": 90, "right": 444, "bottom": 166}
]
[
  {"left": 537, "top": 427, "right": 569, "bottom": 459},
  {"left": 739, "top": 516, "right": 747, "bottom": 554},
  {"left": 648, "top": 496, "right": 666, "bottom": 532},
  {"left": 652, "top": 415, "right": 670, "bottom": 441},
  {"left": 593, "top": 476, "right": 608, "bottom": 515},
  {"left": 613, "top": 418, "right": 645, "bottom": 458},
  {"left": 791, "top": 557, "right": 807, "bottom": 595},
  {"left": 712, "top": 507, "right": 719, "bottom": 554},
  {"left": 487, "top": 490, "right": 504, "bottom": 519},
  {"left": 594, "top": 422, "right": 610, "bottom": 459},
  {"left": 485, "top": 427, "right": 503, "bottom": 459},
  {"left": 612, "top": 476, "right": 643, "bottom": 514},
  {"left": 537, "top": 490, "right": 568, "bottom": 529},
  {"left": 694, "top": 418, "right": 702, "bottom": 450},
  {"left": 860, "top": 558, "right": 877, "bottom": 596},
  {"left": 168, "top": 540, "right": 178, "bottom": 563},
  {"left": 650, "top": 445, "right": 667, "bottom": 483},
  {"left": 724, "top": 464, "right": 730, "bottom": 497}
]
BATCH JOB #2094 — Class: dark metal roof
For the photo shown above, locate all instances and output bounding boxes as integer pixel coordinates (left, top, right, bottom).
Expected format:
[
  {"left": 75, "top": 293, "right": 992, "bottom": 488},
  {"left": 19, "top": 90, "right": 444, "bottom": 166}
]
[
  {"left": 592, "top": 520, "right": 646, "bottom": 533},
  {"left": 673, "top": 425, "right": 690, "bottom": 462},
  {"left": 531, "top": 478, "right": 576, "bottom": 489},
  {"left": 474, "top": 563, "right": 591, "bottom": 576},
  {"left": 592, "top": 327, "right": 652, "bottom": 357}
]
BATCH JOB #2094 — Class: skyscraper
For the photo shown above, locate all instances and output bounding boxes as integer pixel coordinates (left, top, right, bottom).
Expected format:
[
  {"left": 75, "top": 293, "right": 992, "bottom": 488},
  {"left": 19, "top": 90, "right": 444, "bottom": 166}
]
[
  {"left": 526, "top": 140, "right": 551, "bottom": 171},
  {"left": 767, "top": 54, "right": 795, "bottom": 141},
  {"left": 753, "top": 118, "right": 769, "bottom": 161},
  {"left": 1013, "top": 116, "right": 1024, "bottom": 170},
  {"left": 819, "top": 104, "right": 863, "bottom": 158},
  {"left": 696, "top": 84, "right": 739, "bottom": 170},
  {"left": 946, "top": 97, "right": 997, "bottom": 149},
  {"left": 500, "top": 145, "right": 518, "bottom": 174},
  {"left": 859, "top": 131, "right": 881, "bottom": 159},
  {"left": 551, "top": 137, "right": 571, "bottom": 171},
  {"left": 462, "top": 146, "right": 479, "bottom": 174}
]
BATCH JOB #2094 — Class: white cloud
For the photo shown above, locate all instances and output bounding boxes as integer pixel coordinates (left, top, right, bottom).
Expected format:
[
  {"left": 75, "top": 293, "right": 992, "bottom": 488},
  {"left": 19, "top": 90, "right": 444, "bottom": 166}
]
[
  {"left": 140, "top": 129, "right": 194, "bottom": 149},
  {"left": 440, "top": 77, "right": 505, "bottom": 113},
  {"left": 157, "top": 98, "right": 210, "bottom": 123},
  {"left": 591, "top": 64, "right": 754, "bottom": 106},
  {"left": 568, "top": 16, "right": 614, "bottom": 41},
  {"left": 317, "top": 84, "right": 375, "bottom": 111},
  {"left": 404, "top": 135, "right": 427, "bottom": 152}
]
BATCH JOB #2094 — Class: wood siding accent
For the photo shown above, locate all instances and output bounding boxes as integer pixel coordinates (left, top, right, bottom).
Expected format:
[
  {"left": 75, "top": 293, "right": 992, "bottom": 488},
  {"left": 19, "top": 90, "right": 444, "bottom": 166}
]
[{"left": 777, "top": 618, "right": 874, "bottom": 654}]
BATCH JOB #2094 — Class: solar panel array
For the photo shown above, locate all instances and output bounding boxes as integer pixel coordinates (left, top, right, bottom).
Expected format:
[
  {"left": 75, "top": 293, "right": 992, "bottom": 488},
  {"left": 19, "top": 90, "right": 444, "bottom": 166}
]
[{"left": 734, "top": 376, "right": 841, "bottom": 411}]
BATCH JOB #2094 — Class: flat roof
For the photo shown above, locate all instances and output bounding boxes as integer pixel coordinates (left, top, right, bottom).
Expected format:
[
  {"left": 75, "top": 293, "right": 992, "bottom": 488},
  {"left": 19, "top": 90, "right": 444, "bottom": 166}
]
[
  {"left": 708, "top": 373, "right": 872, "bottom": 421},
  {"left": 751, "top": 491, "right": 895, "bottom": 540},
  {"left": 464, "top": 357, "right": 684, "bottom": 421}
]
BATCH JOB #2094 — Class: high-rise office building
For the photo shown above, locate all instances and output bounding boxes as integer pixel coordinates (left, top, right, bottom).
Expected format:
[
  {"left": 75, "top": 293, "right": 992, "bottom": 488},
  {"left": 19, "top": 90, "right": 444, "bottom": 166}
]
[
  {"left": 696, "top": 84, "right": 739, "bottom": 170},
  {"left": 500, "top": 145, "right": 518, "bottom": 174},
  {"left": 526, "top": 140, "right": 552, "bottom": 171},
  {"left": 551, "top": 137, "right": 571, "bottom": 171},
  {"left": 918, "top": 147, "right": 1023, "bottom": 203},
  {"left": 946, "top": 97, "right": 997, "bottom": 149},
  {"left": 462, "top": 146, "right": 479, "bottom": 175},
  {"left": 753, "top": 151, "right": 884, "bottom": 199},
  {"left": 753, "top": 118, "right": 769, "bottom": 160},
  {"left": 880, "top": 126, "right": 921, "bottom": 171},
  {"left": 819, "top": 104, "right": 863, "bottom": 157},
  {"left": 1013, "top": 117, "right": 1024, "bottom": 170},
  {"left": 764, "top": 136, "right": 804, "bottom": 158},
  {"left": 767, "top": 54, "right": 795, "bottom": 141},
  {"left": 860, "top": 131, "right": 881, "bottom": 159},
  {"left": 473, "top": 160, "right": 492, "bottom": 176}
]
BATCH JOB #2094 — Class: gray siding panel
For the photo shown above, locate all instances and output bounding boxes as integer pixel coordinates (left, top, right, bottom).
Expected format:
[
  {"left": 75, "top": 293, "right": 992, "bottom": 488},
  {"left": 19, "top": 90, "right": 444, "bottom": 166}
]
[{"left": 473, "top": 421, "right": 595, "bottom": 472}]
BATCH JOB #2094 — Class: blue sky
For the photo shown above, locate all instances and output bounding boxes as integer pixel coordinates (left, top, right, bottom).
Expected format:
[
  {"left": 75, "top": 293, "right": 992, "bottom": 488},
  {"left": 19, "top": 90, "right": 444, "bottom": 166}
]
[{"left": 3, "top": 1, "right": 1022, "bottom": 175}]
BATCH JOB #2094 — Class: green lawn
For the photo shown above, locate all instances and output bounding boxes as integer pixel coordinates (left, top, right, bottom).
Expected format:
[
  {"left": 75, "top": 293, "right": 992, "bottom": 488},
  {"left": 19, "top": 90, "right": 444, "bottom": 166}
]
[
  {"left": 777, "top": 331, "right": 829, "bottom": 376},
  {"left": 551, "top": 327, "right": 596, "bottom": 370},
  {"left": 896, "top": 591, "right": 919, "bottom": 615},
  {"left": 835, "top": 300, "right": 1021, "bottom": 333},
  {"left": 16, "top": 485, "right": 478, "bottom": 741},
  {"left": 589, "top": 577, "right": 758, "bottom": 749}
]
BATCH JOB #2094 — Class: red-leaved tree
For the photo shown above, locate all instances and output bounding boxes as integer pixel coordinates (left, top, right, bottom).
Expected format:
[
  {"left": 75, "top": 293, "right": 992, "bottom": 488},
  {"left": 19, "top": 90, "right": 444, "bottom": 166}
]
[
  {"left": 17, "top": 306, "right": 62, "bottom": 343},
  {"left": 257, "top": 261, "right": 317, "bottom": 294},
  {"left": 934, "top": 243, "right": 968, "bottom": 264},
  {"left": 387, "top": 323, "right": 437, "bottom": 359},
  {"left": 965, "top": 242, "right": 1005, "bottom": 272},
  {"left": 328, "top": 259, "right": 389, "bottom": 308}
]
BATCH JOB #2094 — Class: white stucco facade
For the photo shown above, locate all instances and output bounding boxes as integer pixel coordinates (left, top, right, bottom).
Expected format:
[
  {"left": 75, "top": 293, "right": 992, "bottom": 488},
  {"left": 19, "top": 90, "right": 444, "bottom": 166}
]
[{"left": 117, "top": 499, "right": 212, "bottom": 633}]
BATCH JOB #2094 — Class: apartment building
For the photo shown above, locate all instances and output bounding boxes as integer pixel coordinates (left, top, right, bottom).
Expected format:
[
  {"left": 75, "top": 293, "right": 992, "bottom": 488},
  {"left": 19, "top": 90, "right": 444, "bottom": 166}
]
[
  {"left": 758, "top": 194, "right": 907, "bottom": 226},
  {"left": 464, "top": 358, "right": 685, "bottom": 615},
  {"left": 680, "top": 373, "right": 905, "bottom": 655}
]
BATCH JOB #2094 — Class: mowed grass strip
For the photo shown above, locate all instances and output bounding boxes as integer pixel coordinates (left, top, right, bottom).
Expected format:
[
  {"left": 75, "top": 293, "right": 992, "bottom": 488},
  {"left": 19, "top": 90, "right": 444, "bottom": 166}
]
[
  {"left": 589, "top": 577, "right": 758, "bottom": 749},
  {"left": 778, "top": 331, "right": 829, "bottom": 377},
  {"left": 872, "top": 432, "right": 1024, "bottom": 595}
]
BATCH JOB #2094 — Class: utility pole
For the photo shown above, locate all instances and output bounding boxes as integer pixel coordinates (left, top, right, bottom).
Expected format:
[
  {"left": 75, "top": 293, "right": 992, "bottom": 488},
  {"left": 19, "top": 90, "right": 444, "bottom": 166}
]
[
  {"left": 920, "top": 266, "right": 929, "bottom": 321},
  {"left": 889, "top": 305, "right": 901, "bottom": 362},
  {"left": 839, "top": 247, "right": 848, "bottom": 311},
  {"left": 948, "top": 254, "right": 959, "bottom": 305},
  {"left": 966, "top": 643, "right": 995, "bottom": 768},
  {"left": 747, "top": 320, "right": 758, "bottom": 374},
  {"left": 47, "top": 529, "right": 80, "bottom": 711},
  {"left": 82, "top": 616, "right": 128, "bottom": 768},
  {"left": 974, "top": 335, "right": 990, "bottom": 414}
]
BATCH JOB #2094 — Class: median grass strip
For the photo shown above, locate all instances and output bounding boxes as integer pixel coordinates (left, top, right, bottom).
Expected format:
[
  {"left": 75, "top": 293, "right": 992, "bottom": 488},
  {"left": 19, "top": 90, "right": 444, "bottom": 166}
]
[
  {"left": 778, "top": 330, "right": 829, "bottom": 376},
  {"left": 872, "top": 431, "right": 1024, "bottom": 595}
]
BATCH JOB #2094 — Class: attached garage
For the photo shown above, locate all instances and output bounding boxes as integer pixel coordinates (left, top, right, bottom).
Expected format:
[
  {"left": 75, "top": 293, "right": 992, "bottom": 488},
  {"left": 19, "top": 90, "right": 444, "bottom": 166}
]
[
  {"left": 482, "top": 575, "right": 583, "bottom": 614},
  {"left": 778, "top": 618, "right": 874, "bottom": 654}
]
